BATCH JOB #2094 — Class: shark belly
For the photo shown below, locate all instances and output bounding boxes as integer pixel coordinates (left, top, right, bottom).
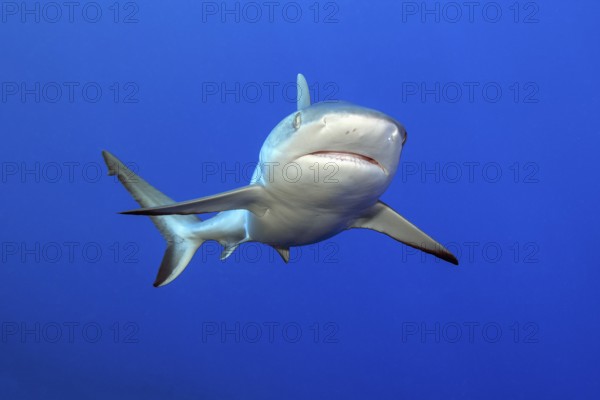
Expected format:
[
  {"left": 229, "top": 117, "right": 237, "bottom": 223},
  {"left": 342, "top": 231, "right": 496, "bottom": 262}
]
[
  {"left": 246, "top": 155, "right": 387, "bottom": 246},
  {"left": 246, "top": 177, "right": 381, "bottom": 246},
  {"left": 246, "top": 204, "right": 351, "bottom": 246}
]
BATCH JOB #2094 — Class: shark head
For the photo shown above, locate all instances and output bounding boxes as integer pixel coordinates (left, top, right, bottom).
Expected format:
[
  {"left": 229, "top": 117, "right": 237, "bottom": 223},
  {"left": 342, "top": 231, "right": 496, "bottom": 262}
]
[
  {"left": 262, "top": 100, "right": 406, "bottom": 176},
  {"left": 255, "top": 75, "right": 407, "bottom": 205}
]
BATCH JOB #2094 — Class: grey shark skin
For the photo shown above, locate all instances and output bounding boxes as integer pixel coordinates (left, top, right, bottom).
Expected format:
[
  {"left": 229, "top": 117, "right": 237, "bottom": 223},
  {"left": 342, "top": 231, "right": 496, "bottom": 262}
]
[{"left": 103, "top": 74, "right": 458, "bottom": 287}]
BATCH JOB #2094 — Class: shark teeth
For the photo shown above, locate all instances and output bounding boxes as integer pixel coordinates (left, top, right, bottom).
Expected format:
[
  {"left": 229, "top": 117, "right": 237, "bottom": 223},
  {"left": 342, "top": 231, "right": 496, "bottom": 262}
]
[{"left": 306, "top": 151, "right": 385, "bottom": 172}]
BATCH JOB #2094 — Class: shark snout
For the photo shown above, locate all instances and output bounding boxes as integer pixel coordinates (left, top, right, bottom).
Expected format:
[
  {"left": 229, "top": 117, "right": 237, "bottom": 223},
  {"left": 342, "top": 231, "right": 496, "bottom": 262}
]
[
  {"left": 323, "top": 113, "right": 401, "bottom": 141},
  {"left": 378, "top": 116, "right": 406, "bottom": 145}
]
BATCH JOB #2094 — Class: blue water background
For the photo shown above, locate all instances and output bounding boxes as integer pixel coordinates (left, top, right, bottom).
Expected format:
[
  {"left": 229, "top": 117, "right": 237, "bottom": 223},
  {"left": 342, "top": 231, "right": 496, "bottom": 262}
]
[{"left": 1, "top": 1, "right": 599, "bottom": 398}]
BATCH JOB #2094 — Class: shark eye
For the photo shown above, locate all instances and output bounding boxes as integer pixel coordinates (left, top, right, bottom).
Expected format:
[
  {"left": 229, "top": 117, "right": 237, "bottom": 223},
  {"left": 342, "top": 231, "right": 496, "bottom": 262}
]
[{"left": 293, "top": 112, "right": 302, "bottom": 130}]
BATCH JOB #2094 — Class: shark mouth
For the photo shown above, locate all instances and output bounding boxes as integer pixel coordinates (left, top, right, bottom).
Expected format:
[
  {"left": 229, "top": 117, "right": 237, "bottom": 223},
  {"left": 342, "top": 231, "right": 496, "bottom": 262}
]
[{"left": 305, "top": 151, "right": 385, "bottom": 172}]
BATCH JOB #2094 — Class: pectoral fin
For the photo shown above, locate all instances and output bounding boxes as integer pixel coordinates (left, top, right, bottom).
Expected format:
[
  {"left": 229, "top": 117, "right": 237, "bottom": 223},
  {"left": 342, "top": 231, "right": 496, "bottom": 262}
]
[
  {"left": 121, "top": 185, "right": 270, "bottom": 217},
  {"left": 351, "top": 201, "right": 458, "bottom": 265}
]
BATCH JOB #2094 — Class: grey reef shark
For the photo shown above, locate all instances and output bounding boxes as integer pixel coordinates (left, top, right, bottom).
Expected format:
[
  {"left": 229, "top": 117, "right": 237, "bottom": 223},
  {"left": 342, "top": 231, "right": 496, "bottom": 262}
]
[{"left": 102, "top": 74, "right": 458, "bottom": 287}]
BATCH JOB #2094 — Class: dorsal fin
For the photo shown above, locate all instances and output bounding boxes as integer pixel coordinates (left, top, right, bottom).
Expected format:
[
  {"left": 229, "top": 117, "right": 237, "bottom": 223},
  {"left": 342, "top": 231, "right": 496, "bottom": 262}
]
[{"left": 296, "top": 73, "right": 311, "bottom": 110}]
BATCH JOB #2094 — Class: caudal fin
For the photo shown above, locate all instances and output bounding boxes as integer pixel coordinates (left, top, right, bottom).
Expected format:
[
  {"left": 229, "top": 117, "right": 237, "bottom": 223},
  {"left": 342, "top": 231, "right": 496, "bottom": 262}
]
[{"left": 102, "top": 150, "right": 203, "bottom": 287}]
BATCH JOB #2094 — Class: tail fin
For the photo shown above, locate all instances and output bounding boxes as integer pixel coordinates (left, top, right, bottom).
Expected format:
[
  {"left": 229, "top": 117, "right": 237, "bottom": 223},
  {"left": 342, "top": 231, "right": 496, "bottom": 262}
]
[{"left": 102, "top": 150, "right": 203, "bottom": 287}]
